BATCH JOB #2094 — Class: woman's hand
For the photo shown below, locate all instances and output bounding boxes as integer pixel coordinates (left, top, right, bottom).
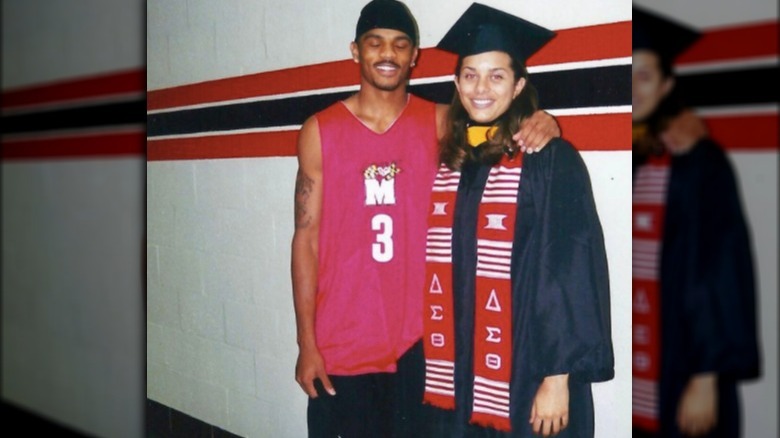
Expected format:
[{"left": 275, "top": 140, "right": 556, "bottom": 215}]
[
  {"left": 529, "top": 373, "right": 569, "bottom": 436},
  {"left": 677, "top": 373, "right": 718, "bottom": 436}
]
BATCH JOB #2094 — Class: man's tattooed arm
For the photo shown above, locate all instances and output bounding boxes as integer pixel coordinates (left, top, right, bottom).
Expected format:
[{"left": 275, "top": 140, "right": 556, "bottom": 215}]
[
  {"left": 294, "top": 169, "right": 314, "bottom": 229},
  {"left": 291, "top": 116, "right": 326, "bottom": 397}
]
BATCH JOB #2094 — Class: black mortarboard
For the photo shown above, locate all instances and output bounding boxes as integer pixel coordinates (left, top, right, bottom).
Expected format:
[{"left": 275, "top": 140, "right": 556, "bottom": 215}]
[
  {"left": 355, "top": 0, "right": 418, "bottom": 45},
  {"left": 436, "top": 3, "right": 555, "bottom": 63},
  {"left": 633, "top": 5, "right": 700, "bottom": 64}
]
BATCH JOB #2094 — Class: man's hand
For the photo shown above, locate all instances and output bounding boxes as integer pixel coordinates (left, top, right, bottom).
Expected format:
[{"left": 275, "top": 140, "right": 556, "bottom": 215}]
[
  {"left": 295, "top": 344, "right": 336, "bottom": 398},
  {"left": 529, "top": 374, "right": 569, "bottom": 436},
  {"left": 660, "top": 109, "right": 707, "bottom": 155},
  {"left": 677, "top": 373, "right": 718, "bottom": 436},
  {"left": 513, "top": 110, "right": 561, "bottom": 154}
]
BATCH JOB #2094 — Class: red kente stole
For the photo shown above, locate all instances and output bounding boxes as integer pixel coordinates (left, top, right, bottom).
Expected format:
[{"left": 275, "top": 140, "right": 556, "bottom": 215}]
[
  {"left": 632, "top": 150, "right": 670, "bottom": 433},
  {"left": 423, "top": 127, "right": 521, "bottom": 432}
]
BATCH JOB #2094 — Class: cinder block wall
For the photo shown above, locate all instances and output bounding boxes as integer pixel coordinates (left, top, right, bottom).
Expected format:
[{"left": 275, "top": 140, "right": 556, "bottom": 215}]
[{"left": 147, "top": 158, "right": 302, "bottom": 436}]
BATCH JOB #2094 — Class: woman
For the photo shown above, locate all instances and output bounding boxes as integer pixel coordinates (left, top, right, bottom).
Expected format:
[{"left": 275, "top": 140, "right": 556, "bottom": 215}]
[
  {"left": 421, "top": 4, "right": 614, "bottom": 437},
  {"left": 632, "top": 6, "right": 760, "bottom": 438}
]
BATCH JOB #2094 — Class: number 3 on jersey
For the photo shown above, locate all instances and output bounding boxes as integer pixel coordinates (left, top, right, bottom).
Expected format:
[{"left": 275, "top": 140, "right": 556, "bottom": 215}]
[{"left": 371, "top": 214, "right": 394, "bottom": 262}]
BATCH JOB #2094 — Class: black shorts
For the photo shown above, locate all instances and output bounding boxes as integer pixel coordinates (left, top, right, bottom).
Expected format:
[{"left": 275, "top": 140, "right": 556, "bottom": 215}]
[{"left": 307, "top": 340, "right": 430, "bottom": 438}]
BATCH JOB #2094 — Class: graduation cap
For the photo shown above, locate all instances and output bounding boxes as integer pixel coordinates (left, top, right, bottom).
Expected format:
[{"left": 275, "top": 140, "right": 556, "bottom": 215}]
[
  {"left": 437, "top": 3, "right": 555, "bottom": 64},
  {"left": 633, "top": 5, "right": 700, "bottom": 66}
]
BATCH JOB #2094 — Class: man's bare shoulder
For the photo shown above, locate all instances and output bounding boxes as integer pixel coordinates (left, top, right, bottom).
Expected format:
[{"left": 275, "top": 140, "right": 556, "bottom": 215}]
[
  {"left": 297, "top": 116, "right": 322, "bottom": 161},
  {"left": 300, "top": 115, "right": 320, "bottom": 133}
]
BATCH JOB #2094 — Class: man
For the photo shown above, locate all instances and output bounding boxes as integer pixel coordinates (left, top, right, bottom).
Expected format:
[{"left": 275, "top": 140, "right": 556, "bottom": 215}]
[
  {"left": 631, "top": 5, "right": 761, "bottom": 438},
  {"left": 291, "top": 1, "right": 560, "bottom": 436}
]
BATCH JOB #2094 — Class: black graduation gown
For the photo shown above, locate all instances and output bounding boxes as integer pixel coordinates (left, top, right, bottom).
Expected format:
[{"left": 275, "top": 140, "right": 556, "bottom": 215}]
[
  {"left": 633, "top": 139, "right": 761, "bottom": 438},
  {"left": 427, "top": 138, "right": 614, "bottom": 437}
]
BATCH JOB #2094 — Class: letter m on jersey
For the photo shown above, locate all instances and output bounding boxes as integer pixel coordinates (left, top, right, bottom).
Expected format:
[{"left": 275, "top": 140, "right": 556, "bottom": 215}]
[{"left": 364, "top": 163, "right": 400, "bottom": 206}]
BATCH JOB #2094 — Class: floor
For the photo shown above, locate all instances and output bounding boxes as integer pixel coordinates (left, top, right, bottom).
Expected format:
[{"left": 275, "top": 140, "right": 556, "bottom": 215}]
[{"left": 2, "top": 401, "right": 89, "bottom": 437}]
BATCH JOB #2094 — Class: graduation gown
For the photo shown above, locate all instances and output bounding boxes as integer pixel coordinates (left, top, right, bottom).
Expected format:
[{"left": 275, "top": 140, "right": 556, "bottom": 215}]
[
  {"left": 633, "top": 139, "right": 761, "bottom": 437},
  {"left": 428, "top": 138, "right": 614, "bottom": 437}
]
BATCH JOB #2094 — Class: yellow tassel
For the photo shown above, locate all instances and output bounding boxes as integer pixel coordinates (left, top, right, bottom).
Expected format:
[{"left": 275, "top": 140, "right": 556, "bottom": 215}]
[{"left": 467, "top": 126, "right": 498, "bottom": 147}]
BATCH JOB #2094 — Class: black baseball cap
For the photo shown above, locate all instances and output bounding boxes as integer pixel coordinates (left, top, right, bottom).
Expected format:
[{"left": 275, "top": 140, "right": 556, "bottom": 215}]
[{"left": 355, "top": 0, "right": 418, "bottom": 45}]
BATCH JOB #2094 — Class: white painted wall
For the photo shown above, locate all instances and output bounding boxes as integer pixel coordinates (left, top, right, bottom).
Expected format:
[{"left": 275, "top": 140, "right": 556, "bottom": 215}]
[
  {"left": 1, "top": 0, "right": 144, "bottom": 89},
  {"left": 147, "top": 0, "right": 630, "bottom": 90},
  {"left": 147, "top": 157, "right": 304, "bottom": 437},
  {"left": 1, "top": 1, "right": 144, "bottom": 437},
  {"left": 146, "top": 1, "right": 633, "bottom": 437},
  {"left": 582, "top": 151, "right": 633, "bottom": 436}
]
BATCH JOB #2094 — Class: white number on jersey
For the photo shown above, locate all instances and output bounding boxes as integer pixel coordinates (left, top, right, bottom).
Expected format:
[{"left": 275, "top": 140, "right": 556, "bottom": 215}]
[{"left": 371, "top": 214, "right": 394, "bottom": 262}]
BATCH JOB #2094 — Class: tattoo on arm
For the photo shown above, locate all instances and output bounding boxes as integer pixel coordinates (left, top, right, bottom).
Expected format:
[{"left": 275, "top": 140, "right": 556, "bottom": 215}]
[{"left": 294, "top": 169, "right": 314, "bottom": 229}]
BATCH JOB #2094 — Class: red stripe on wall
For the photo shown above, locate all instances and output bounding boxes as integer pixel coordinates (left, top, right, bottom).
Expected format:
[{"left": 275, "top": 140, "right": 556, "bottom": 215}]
[
  {"left": 558, "top": 113, "right": 632, "bottom": 152},
  {"left": 411, "top": 21, "right": 631, "bottom": 80},
  {"left": 146, "top": 131, "right": 299, "bottom": 161},
  {"left": 703, "top": 114, "right": 779, "bottom": 150},
  {"left": 677, "top": 21, "right": 778, "bottom": 64},
  {"left": 147, "top": 62, "right": 360, "bottom": 112},
  {"left": 146, "top": 21, "right": 631, "bottom": 111},
  {"left": 530, "top": 21, "right": 632, "bottom": 66},
  {"left": 1, "top": 69, "right": 145, "bottom": 110},
  {"left": 145, "top": 112, "right": 778, "bottom": 161},
  {"left": 146, "top": 113, "right": 634, "bottom": 161},
  {"left": 2, "top": 131, "right": 145, "bottom": 160}
]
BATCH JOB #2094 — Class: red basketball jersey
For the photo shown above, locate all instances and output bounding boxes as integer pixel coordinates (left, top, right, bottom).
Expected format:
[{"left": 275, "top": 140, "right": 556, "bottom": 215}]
[{"left": 315, "top": 95, "right": 438, "bottom": 375}]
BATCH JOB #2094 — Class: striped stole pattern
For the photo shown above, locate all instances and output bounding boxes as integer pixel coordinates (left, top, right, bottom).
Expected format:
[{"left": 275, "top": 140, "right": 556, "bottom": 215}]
[
  {"left": 632, "top": 153, "right": 670, "bottom": 433},
  {"left": 423, "top": 153, "right": 522, "bottom": 432}
]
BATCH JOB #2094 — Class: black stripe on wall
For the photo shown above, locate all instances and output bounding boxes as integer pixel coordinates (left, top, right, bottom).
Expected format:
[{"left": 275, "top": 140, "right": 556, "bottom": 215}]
[
  {"left": 147, "top": 65, "right": 632, "bottom": 137},
  {"left": 147, "top": 91, "right": 355, "bottom": 137},
  {"left": 1, "top": 99, "right": 146, "bottom": 135},
  {"left": 411, "top": 65, "right": 633, "bottom": 110},
  {"left": 677, "top": 66, "right": 779, "bottom": 108}
]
